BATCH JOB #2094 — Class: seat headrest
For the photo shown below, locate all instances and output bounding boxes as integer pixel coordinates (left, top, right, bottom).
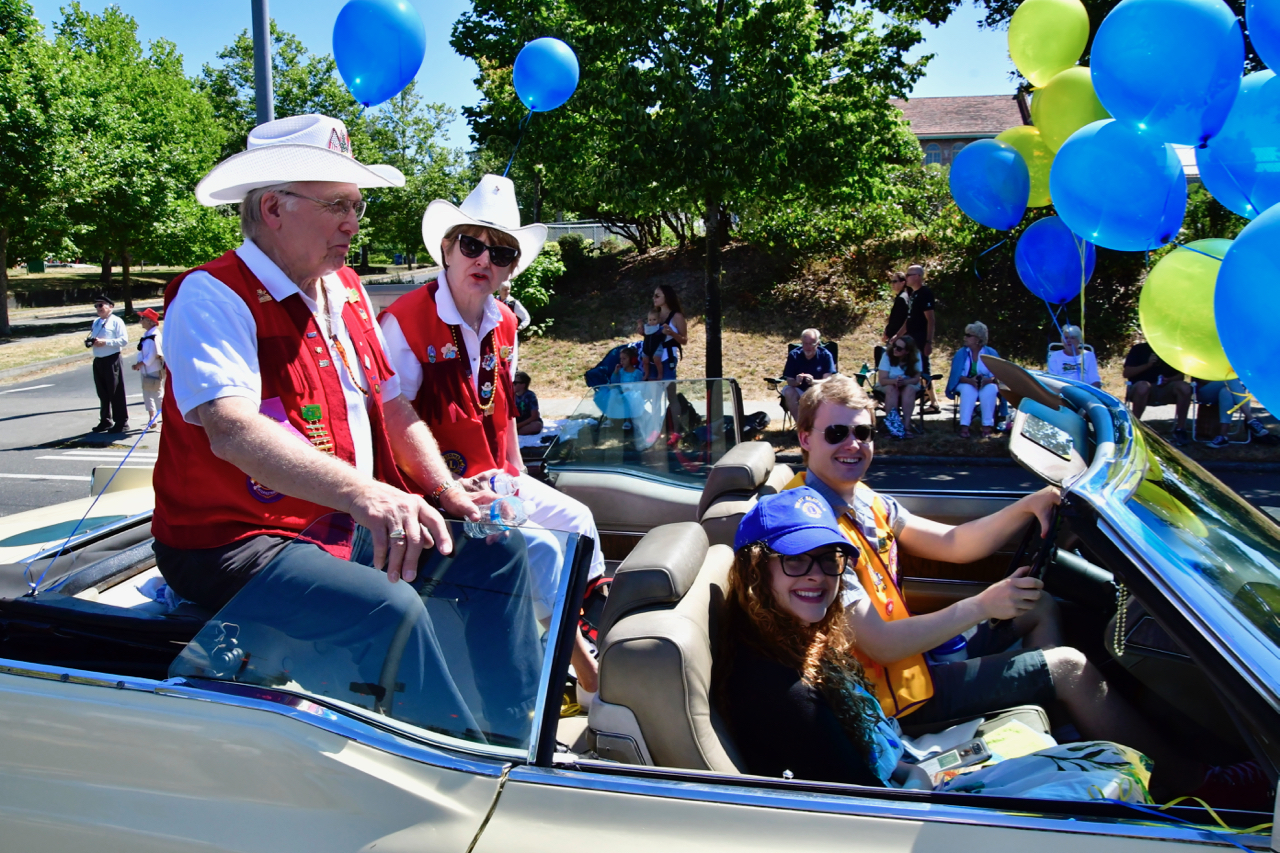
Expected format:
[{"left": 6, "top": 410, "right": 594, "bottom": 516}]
[
  {"left": 600, "top": 522, "right": 708, "bottom": 638},
  {"left": 697, "top": 442, "right": 775, "bottom": 518}
]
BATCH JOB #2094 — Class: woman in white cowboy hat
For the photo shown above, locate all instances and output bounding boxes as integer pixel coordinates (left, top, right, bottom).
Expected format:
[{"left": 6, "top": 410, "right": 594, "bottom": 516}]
[{"left": 381, "top": 174, "right": 606, "bottom": 693}]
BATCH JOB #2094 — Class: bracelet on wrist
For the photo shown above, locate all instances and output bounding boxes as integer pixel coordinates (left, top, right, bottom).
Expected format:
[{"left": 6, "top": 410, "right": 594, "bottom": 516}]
[{"left": 428, "top": 479, "right": 459, "bottom": 506}]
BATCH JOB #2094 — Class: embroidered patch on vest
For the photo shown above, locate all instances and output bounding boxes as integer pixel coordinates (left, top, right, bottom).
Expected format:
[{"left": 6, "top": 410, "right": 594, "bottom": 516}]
[
  {"left": 246, "top": 476, "right": 285, "bottom": 503},
  {"left": 257, "top": 289, "right": 273, "bottom": 303},
  {"left": 442, "top": 343, "right": 458, "bottom": 359},
  {"left": 441, "top": 450, "right": 467, "bottom": 476},
  {"left": 427, "top": 345, "right": 437, "bottom": 364},
  {"left": 500, "top": 345, "right": 512, "bottom": 360},
  {"left": 482, "top": 353, "right": 497, "bottom": 371}
]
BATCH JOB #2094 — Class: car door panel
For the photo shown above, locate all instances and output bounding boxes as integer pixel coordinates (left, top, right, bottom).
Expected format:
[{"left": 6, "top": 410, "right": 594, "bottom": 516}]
[
  {"left": 0, "top": 669, "right": 504, "bottom": 853},
  {"left": 479, "top": 766, "right": 1230, "bottom": 853}
]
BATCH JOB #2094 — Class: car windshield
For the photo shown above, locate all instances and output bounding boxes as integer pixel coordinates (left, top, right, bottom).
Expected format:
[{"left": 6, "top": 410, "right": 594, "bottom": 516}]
[
  {"left": 543, "top": 378, "right": 740, "bottom": 485},
  {"left": 1126, "top": 425, "right": 1280, "bottom": 650},
  {"left": 170, "top": 513, "right": 581, "bottom": 755}
]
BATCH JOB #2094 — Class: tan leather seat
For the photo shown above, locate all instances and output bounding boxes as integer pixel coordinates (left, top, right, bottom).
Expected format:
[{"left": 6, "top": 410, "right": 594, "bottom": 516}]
[
  {"left": 698, "top": 442, "right": 794, "bottom": 547},
  {"left": 588, "top": 522, "right": 745, "bottom": 773}
]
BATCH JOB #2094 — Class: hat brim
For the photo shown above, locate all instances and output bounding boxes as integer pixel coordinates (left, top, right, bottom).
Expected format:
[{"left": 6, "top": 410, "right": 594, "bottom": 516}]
[
  {"left": 422, "top": 198, "right": 547, "bottom": 278},
  {"left": 195, "top": 144, "right": 405, "bottom": 206},
  {"left": 767, "top": 526, "right": 858, "bottom": 557}
]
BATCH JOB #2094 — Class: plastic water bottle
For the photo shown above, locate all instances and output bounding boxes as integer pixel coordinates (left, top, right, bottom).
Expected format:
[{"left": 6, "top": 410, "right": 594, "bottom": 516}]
[
  {"left": 488, "top": 472, "right": 518, "bottom": 497},
  {"left": 463, "top": 495, "right": 528, "bottom": 538}
]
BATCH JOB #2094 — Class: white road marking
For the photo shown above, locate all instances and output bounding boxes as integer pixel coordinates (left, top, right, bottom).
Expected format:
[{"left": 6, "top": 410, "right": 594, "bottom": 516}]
[
  {"left": 37, "top": 454, "right": 157, "bottom": 463},
  {"left": 0, "top": 473, "right": 92, "bottom": 481},
  {"left": 59, "top": 450, "right": 157, "bottom": 458},
  {"left": 0, "top": 384, "right": 54, "bottom": 395}
]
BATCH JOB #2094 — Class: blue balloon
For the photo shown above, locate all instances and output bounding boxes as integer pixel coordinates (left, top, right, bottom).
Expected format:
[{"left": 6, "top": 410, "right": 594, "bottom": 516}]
[
  {"left": 1216, "top": 203, "right": 1280, "bottom": 412},
  {"left": 513, "top": 38, "right": 580, "bottom": 112},
  {"left": 1248, "top": 0, "right": 1280, "bottom": 72},
  {"left": 333, "top": 0, "right": 426, "bottom": 108},
  {"left": 1197, "top": 71, "right": 1280, "bottom": 219},
  {"left": 1015, "top": 216, "right": 1098, "bottom": 304},
  {"left": 1092, "top": 0, "right": 1243, "bottom": 145},
  {"left": 948, "top": 139, "right": 1030, "bottom": 230},
  {"left": 1050, "top": 119, "right": 1187, "bottom": 251}
]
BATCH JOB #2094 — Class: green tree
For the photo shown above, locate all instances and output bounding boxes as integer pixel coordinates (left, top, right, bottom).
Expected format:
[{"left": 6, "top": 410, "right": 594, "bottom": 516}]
[
  {"left": 454, "top": 0, "right": 930, "bottom": 376},
  {"left": 56, "top": 3, "right": 226, "bottom": 312},
  {"left": 0, "top": 0, "right": 60, "bottom": 336}
]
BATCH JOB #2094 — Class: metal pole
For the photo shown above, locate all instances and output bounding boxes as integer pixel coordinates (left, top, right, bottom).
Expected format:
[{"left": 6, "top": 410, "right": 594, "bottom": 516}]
[{"left": 252, "top": 0, "right": 274, "bottom": 125}]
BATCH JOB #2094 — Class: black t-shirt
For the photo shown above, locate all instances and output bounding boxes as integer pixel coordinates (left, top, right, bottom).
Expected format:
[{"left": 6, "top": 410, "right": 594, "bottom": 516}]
[
  {"left": 906, "top": 285, "right": 935, "bottom": 345},
  {"left": 884, "top": 292, "right": 909, "bottom": 340},
  {"left": 717, "top": 632, "right": 883, "bottom": 787},
  {"left": 1124, "top": 342, "right": 1181, "bottom": 385}
]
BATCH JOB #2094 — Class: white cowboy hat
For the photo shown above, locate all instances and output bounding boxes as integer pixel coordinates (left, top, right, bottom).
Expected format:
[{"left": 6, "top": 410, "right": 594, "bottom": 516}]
[
  {"left": 195, "top": 114, "right": 404, "bottom": 206},
  {"left": 422, "top": 174, "right": 547, "bottom": 277}
]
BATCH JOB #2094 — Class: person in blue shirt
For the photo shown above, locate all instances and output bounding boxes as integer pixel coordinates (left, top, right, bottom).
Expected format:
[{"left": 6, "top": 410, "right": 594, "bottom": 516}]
[{"left": 781, "top": 328, "right": 836, "bottom": 419}]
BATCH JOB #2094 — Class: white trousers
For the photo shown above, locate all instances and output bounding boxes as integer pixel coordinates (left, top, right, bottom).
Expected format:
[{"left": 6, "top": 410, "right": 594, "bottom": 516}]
[
  {"left": 517, "top": 471, "right": 606, "bottom": 586},
  {"left": 958, "top": 382, "right": 999, "bottom": 427}
]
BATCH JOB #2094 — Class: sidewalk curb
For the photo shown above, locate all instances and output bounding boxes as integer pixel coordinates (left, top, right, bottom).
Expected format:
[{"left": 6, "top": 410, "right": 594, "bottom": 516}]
[
  {"left": 773, "top": 451, "right": 1280, "bottom": 475},
  {"left": 0, "top": 352, "right": 93, "bottom": 384}
]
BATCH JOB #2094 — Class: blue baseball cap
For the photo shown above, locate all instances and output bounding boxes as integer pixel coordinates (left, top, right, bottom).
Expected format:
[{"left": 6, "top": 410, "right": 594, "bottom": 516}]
[{"left": 735, "top": 487, "right": 856, "bottom": 556}]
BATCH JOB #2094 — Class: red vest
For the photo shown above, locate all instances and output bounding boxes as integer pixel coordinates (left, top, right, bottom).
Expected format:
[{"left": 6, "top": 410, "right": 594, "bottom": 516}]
[
  {"left": 380, "top": 280, "right": 519, "bottom": 483},
  {"left": 152, "top": 251, "right": 406, "bottom": 550}
]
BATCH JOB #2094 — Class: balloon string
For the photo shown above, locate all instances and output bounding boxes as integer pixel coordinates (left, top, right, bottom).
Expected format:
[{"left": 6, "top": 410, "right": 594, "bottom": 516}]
[
  {"left": 503, "top": 109, "right": 536, "bottom": 178},
  {"left": 1170, "top": 241, "right": 1227, "bottom": 262},
  {"left": 1209, "top": 152, "right": 1262, "bottom": 218},
  {"left": 972, "top": 239, "right": 1006, "bottom": 280}
]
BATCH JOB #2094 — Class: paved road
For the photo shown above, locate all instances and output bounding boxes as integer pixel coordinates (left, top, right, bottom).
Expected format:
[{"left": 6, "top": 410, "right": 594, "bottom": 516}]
[
  {"left": 1, "top": 364, "right": 1277, "bottom": 521},
  {"left": 0, "top": 362, "right": 159, "bottom": 516}
]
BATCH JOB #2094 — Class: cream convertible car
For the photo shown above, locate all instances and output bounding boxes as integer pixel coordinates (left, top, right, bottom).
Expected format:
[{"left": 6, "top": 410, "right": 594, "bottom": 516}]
[{"left": 1, "top": 371, "right": 1278, "bottom": 852}]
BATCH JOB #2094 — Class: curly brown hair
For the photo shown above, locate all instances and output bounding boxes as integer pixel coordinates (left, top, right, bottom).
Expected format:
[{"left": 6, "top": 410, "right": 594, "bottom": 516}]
[{"left": 716, "top": 542, "right": 884, "bottom": 769}]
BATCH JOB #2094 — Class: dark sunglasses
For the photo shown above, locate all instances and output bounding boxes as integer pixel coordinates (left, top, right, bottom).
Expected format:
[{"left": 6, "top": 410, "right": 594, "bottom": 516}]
[
  {"left": 772, "top": 548, "right": 852, "bottom": 577},
  {"left": 457, "top": 234, "right": 521, "bottom": 268},
  {"left": 824, "top": 422, "right": 874, "bottom": 444},
  {"left": 892, "top": 344, "right": 907, "bottom": 351}
]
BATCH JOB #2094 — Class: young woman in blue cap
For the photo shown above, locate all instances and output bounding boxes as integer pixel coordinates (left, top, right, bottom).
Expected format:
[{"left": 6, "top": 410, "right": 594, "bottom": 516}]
[{"left": 715, "top": 488, "right": 1154, "bottom": 800}]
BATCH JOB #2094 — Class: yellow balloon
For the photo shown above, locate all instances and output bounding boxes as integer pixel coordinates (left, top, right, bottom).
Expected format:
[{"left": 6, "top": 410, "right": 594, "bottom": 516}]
[
  {"left": 1030, "top": 67, "right": 1110, "bottom": 151},
  {"left": 1139, "top": 239, "right": 1234, "bottom": 382},
  {"left": 996, "top": 125, "right": 1054, "bottom": 207},
  {"left": 1008, "top": 0, "right": 1091, "bottom": 88}
]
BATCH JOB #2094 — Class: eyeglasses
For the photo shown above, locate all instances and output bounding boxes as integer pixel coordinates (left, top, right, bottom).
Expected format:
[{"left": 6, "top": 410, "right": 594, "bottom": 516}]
[
  {"left": 964, "top": 333, "right": 979, "bottom": 339},
  {"left": 772, "top": 548, "right": 852, "bottom": 577},
  {"left": 892, "top": 344, "right": 906, "bottom": 352},
  {"left": 457, "top": 234, "right": 521, "bottom": 268},
  {"left": 275, "top": 190, "right": 366, "bottom": 220},
  {"left": 823, "top": 422, "right": 874, "bottom": 444}
]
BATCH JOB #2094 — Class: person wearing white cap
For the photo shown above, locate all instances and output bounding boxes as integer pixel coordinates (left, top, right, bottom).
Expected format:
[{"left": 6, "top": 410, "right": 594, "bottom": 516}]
[
  {"left": 380, "top": 174, "right": 607, "bottom": 692},
  {"left": 153, "top": 114, "right": 487, "bottom": 607}
]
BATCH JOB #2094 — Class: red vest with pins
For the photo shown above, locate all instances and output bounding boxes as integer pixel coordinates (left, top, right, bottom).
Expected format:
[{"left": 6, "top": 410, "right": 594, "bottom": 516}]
[
  {"left": 152, "top": 251, "right": 406, "bottom": 550},
  {"left": 380, "top": 280, "right": 519, "bottom": 483}
]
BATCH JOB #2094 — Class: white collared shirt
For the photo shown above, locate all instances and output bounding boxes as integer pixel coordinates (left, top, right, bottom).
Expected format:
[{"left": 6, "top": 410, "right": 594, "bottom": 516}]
[
  {"left": 380, "top": 271, "right": 519, "bottom": 403},
  {"left": 164, "top": 240, "right": 401, "bottom": 477},
  {"left": 91, "top": 314, "right": 128, "bottom": 357}
]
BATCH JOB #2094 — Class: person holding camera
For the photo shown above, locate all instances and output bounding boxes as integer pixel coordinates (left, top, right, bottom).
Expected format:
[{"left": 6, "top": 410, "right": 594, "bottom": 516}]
[
  {"left": 88, "top": 294, "right": 129, "bottom": 433},
  {"left": 780, "top": 328, "right": 836, "bottom": 420}
]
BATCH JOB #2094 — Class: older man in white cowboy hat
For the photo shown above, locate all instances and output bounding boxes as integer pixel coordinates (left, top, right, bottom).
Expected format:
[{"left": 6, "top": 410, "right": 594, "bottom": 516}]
[
  {"left": 153, "top": 114, "right": 487, "bottom": 608},
  {"left": 380, "top": 174, "right": 606, "bottom": 693}
]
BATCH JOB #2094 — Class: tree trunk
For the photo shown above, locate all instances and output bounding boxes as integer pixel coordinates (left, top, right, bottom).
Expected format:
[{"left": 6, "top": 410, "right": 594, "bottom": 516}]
[
  {"left": 121, "top": 248, "right": 134, "bottom": 315},
  {"left": 359, "top": 244, "right": 370, "bottom": 273},
  {"left": 704, "top": 191, "right": 723, "bottom": 380},
  {"left": 100, "top": 251, "right": 112, "bottom": 285},
  {"left": 0, "top": 226, "right": 10, "bottom": 338}
]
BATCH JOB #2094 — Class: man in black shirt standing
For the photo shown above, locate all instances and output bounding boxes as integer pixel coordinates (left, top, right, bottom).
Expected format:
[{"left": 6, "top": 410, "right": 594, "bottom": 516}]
[
  {"left": 893, "top": 265, "right": 938, "bottom": 412},
  {"left": 1123, "top": 340, "right": 1192, "bottom": 446}
]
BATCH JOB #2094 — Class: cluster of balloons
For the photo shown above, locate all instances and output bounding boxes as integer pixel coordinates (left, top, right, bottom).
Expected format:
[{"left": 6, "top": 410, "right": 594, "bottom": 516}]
[
  {"left": 945, "top": 0, "right": 1280, "bottom": 414},
  {"left": 333, "top": 2, "right": 580, "bottom": 120}
]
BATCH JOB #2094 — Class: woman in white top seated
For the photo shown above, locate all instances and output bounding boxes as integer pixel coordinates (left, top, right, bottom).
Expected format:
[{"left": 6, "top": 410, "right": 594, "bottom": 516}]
[
  {"left": 875, "top": 334, "right": 922, "bottom": 439},
  {"left": 945, "top": 321, "right": 1001, "bottom": 438},
  {"left": 1046, "top": 325, "right": 1101, "bottom": 388}
]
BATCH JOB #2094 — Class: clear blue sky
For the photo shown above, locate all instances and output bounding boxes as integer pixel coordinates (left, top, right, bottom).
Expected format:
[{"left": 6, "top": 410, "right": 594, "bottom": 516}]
[{"left": 28, "top": 0, "right": 1017, "bottom": 149}]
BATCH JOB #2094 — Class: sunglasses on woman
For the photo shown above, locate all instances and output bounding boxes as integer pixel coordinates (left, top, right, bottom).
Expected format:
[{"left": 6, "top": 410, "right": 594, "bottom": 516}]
[
  {"left": 772, "top": 548, "right": 853, "bottom": 577},
  {"left": 823, "top": 422, "right": 875, "bottom": 444},
  {"left": 456, "top": 234, "right": 521, "bottom": 268}
]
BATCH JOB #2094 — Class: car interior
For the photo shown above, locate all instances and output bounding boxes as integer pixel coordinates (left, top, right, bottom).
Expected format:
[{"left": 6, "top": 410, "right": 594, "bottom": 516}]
[{"left": 1, "top": 367, "right": 1277, "bottom": 830}]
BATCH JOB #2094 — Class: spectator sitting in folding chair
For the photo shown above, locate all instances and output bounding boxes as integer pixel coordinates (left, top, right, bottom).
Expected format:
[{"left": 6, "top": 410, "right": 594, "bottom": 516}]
[
  {"left": 1045, "top": 325, "right": 1100, "bottom": 388},
  {"left": 779, "top": 328, "right": 837, "bottom": 421},
  {"left": 1194, "top": 377, "right": 1272, "bottom": 448},
  {"left": 946, "top": 321, "right": 1001, "bottom": 439},
  {"left": 876, "top": 334, "right": 923, "bottom": 439}
]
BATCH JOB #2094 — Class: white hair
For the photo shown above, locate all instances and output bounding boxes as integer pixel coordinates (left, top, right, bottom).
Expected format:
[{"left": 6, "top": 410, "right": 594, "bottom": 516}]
[
  {"left": 1061, "top": 324, "right": 1083, "bottom": 342},
  {"left": 965, "top": 321, "right": 989, "bottom": 346},
  {"left": 801, "top": 328, "right": 821, "bottom": 343},
  {"left": 239, "top": 182, "right": 299, "bottom": 240}
]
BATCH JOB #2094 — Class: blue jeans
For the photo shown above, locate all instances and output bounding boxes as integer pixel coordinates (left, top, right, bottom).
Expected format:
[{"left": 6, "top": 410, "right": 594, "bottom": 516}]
[{"left": 1196, "top": 378, "right": 1249, "bottom": 423}]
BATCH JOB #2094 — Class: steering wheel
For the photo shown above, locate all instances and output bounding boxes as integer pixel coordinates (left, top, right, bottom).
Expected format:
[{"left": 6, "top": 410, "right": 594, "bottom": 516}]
[{"left": 1005, "top": 500, "right": 1062, "bottom": 582}]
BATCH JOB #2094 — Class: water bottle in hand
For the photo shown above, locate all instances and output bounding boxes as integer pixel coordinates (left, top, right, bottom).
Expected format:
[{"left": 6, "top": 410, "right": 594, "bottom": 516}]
[
  {"left": 463, "top": 495, "right": 528, "bottom": 538},
  {"left": 489, "top": 472, "right": 518, "bottom": 497}
]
